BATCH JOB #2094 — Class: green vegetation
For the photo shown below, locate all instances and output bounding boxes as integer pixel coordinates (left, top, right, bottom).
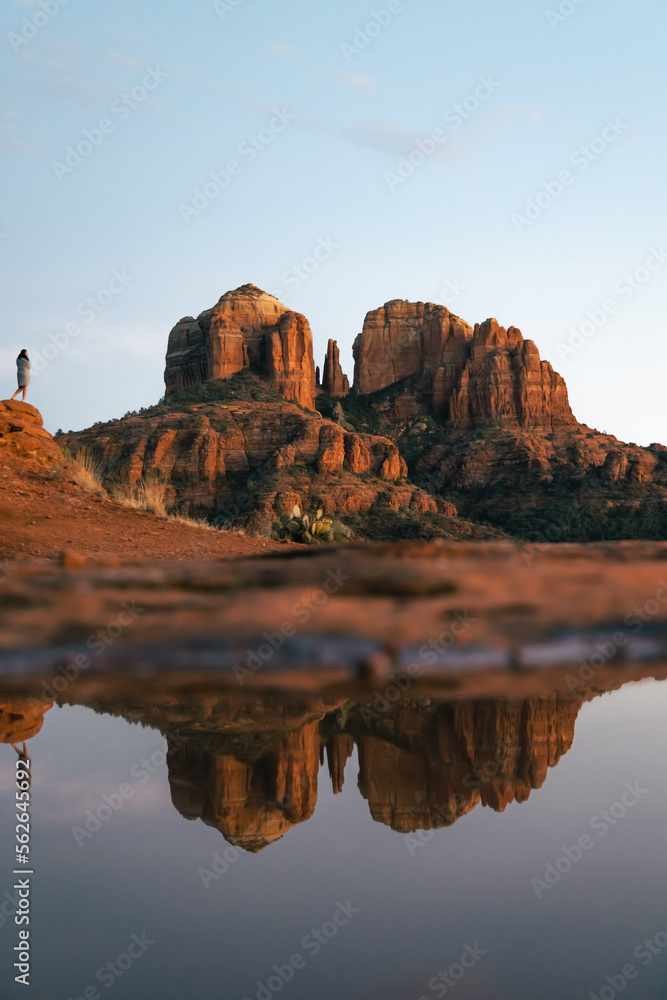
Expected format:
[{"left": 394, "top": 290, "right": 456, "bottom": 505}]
[
  {"left": 271, "top": 506, "right": 350, "bottom": 545},
  {"left": 455, "top": 475, "right": 667, "bottom": 542}
]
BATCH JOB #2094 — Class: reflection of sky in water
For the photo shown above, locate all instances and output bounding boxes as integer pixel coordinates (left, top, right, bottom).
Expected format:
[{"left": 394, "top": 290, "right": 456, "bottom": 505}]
[{"left": 0, "top": 682, "right": 666, "bottom": 999}]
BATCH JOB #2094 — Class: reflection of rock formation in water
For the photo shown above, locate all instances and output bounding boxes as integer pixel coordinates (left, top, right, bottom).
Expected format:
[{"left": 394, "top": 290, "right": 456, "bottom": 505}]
[
  {"left": 354, "top": 696, "right": 581, "bottom": 833},
  {"left": 167, "top": 720, "right": 320, "bottom": 853},
  {"left": 64, "top": 689, "right": 589, "bottom": 849},
  {"left": 0, "top": 699, "right": 52, "bottom": 745}
]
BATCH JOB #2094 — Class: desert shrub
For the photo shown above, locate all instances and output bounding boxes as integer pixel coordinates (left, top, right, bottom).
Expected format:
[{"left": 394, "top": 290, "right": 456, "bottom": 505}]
[
  {"left": 111, "top": 473, "right": 168, "bottom": 517},
  {"left": 49, "top": 446, "right": 106, "bottom": 496},
  {"left": 271, "top": 506, "right": 350, "bottom": 545}
]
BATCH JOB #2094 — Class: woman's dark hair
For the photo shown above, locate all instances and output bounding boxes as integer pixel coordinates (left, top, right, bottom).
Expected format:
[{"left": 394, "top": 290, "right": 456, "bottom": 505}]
[{"left": 17, "top": 349, "right": 28, "bottom": 360}]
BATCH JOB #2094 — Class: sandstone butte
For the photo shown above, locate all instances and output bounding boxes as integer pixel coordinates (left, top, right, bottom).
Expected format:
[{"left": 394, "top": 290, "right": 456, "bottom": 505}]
[
  {"left": 352, "top": 301, "right": 576, "bottom": 429},
  {"left": 164, "top": 283, "right": 317, "bottom": 409},
  {"left": 59, "top": 284, "right": 667, "bottom": 540}
]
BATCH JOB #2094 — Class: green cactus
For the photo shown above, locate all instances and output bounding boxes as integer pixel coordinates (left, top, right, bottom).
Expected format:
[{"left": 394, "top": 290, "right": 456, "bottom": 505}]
[{"left": 270, "top": 508, "right": 350, "bottom": 545}]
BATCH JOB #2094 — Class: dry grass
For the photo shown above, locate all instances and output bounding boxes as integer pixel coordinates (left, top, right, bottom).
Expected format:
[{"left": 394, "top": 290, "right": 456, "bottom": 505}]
[
  {"left": 111, "top": 474, "right": 168, "bottom": 518},
  {"left": 50, "top": 446, "right": 107, "bottom": 496},
  {"left": 168, "top": 513, "right": 218, "bottom": 531}
]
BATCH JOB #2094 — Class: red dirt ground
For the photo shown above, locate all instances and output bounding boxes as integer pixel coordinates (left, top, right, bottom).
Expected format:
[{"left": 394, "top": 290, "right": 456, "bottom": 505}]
[{"left": 0, "top": 454, "right": 282, "bottom": 563}]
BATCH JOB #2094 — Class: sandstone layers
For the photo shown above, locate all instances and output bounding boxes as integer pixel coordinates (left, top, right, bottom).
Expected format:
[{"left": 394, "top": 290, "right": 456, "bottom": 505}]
[
  {"left": 164, "top": 284, "right": 317, "bottom": 409},
  {"left": 62, "top": 284, "right": 667, "bottom": 539},
  {"left": 164, "top": 288, "right": 576, "bottom": 431},
  {"left": 352, "top": 302, "right": 576, "bottom": 430}
]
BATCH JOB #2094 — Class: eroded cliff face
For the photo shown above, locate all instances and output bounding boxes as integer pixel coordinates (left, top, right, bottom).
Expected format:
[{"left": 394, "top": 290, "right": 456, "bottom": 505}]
[
  {"left": 352, "top": 304, "right": 576, "bottom": 431},
  {"left": 164, "top": 284, "right": 317, "bottom": 409},
  {"left": 64, "top": 385, "right": 434, "bottom": 529}
]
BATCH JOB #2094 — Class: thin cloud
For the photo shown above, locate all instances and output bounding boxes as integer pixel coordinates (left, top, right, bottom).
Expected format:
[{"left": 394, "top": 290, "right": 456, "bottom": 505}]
[
  {"left": 0, "top": 106, "right": 45, "bottom": 153},
  {"left": 330, "top": 71, "right": 379, "bottom": 93},
  {"left": 339, "top": 117, "right": 451, "bottom": 160},
  {"left": 271, "top": 42, "right": 294, "bottom": 58}
]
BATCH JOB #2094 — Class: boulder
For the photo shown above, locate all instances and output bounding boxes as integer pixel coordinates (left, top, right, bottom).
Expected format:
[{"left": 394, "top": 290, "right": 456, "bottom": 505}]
[{"left": 0, "top": 401, "right": 60, "bottom": 464}]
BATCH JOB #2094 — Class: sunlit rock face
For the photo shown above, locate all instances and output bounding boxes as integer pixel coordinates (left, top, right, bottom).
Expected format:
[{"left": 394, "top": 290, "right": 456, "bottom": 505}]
[
  {"left": 352, "top": 303, "right": 576, "bottom": 430},
  {"left": 0, "top": 401, "right": 60, "bottom": 464},
  {"left": 322, "top": 339, "right": 350, "bottom": 398},
  {"left": 167, "top": 720, "right": 321, "bottom": 852},
  {"left": 0, "top": 699, "right": 52, "bottom": 744},
  {"left": 164, "top": 284, "right": 317, "bottom": 409}
]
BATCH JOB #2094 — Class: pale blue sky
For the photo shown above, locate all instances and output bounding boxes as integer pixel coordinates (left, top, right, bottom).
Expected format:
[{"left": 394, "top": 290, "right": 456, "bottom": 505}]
[{"left": 1, "top": 0, "right": 665, "bottom": 443}]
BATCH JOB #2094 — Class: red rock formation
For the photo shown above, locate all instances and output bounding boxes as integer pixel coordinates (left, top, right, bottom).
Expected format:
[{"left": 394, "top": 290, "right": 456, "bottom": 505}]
[
  {"left": 0, "top": 402, "right": 60, "bottom": 464},
  {"left": 322, "top": 340, "right": 350, "bottom": 397},
  {"left": 326, "top": 733, "right": 354, "bottom": 794},
  {"left": 167, "top": 720, "right": 320, "bottom": 852},
  {"left": 65, "top": 394, "right": 416, "bottom": 529},
  {"left": 120, "top": 691, "right": 587, "bottom": 844},
  {"left": 266, "top": 311, "right": 317, "bottom": 408},
  {"left": 0, "top": 699, "right": 52, "bottom": 744},
  {"left": 164, "top": 284, "right": 316, "bottom": 409},
  {"left": 356, "top": 695, "right": 582, "bottom": 832},
  {"left": 352, "top": 303, "right": 577, "bottom": 431}
]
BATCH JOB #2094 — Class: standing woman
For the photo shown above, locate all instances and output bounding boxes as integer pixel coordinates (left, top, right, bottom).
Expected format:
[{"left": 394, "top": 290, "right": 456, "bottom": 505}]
[{"left": 11, "top": 350, "right": 30, "bottom": 402}]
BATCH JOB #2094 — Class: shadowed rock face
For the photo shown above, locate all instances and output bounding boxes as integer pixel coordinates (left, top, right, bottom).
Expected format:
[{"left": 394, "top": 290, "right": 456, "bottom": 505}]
[
  {"left": 352, "top": 304, "right": 576, "bottom": 430},
  {"left": 164, "top": 284, "right": 317, "bottom": 409}
]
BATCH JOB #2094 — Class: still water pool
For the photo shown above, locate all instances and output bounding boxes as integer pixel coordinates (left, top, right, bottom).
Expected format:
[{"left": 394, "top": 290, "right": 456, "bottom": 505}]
[{"left": 0, "top": 679, "right": 666, "bottom": 999}]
